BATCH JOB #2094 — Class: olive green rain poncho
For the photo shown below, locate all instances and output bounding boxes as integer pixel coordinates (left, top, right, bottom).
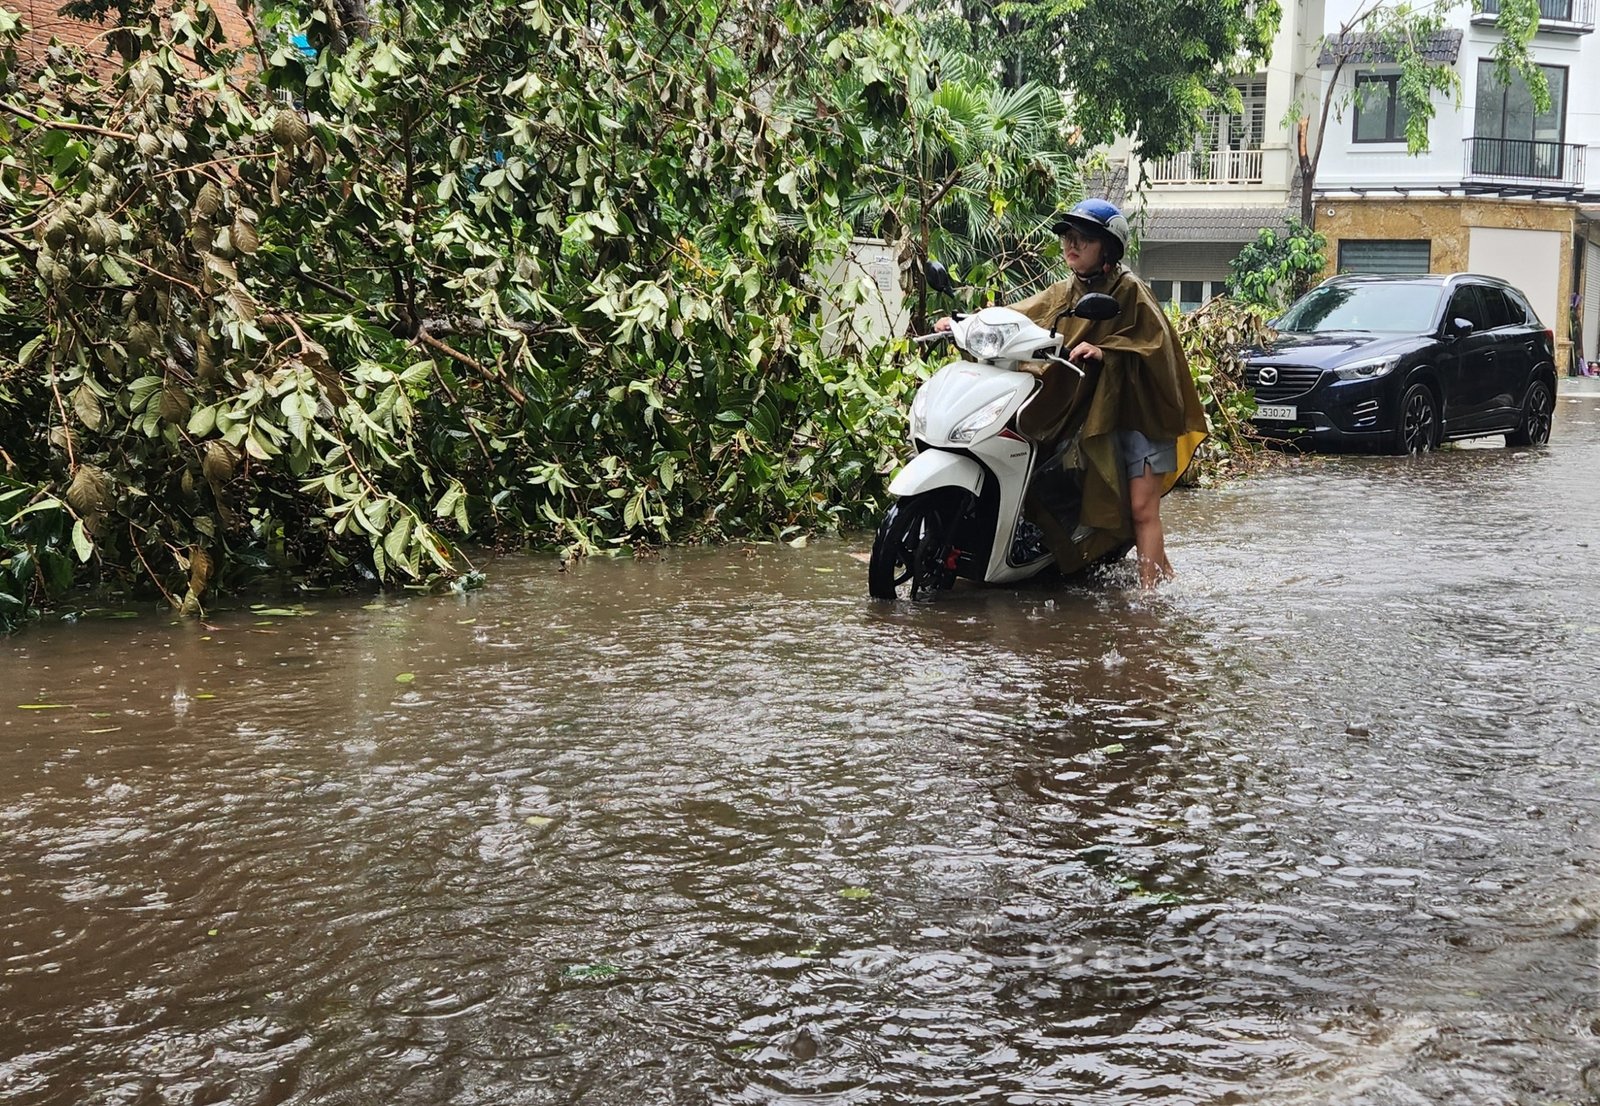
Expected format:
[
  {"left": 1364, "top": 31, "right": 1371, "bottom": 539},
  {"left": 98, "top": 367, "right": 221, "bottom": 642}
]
[{"left": 1007, "top": 264, "right": 1208, "bottom": 572}]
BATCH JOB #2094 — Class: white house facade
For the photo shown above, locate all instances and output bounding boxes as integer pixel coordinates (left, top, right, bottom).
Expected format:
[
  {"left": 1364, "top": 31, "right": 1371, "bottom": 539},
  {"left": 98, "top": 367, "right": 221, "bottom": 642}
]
[
  {"left": 1292, "top": 0, "right": 1599, "bottom": 370},
  {"left": 1096, "top": 0, "right": 1600, "bottom": 370},
  {"left": 1095, "top": 0, "right": 1312, "bottom": 312}
]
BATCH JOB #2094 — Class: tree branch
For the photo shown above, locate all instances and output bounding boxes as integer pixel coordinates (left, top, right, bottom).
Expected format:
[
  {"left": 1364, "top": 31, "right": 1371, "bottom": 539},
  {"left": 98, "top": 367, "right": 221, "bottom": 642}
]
[
  {"left": 415, "top": 328, "right": 527, "bottom": 406},
  {"left": 924, "top": 166, "right": 965, "bottom": 212},
  {"left": 0, "top": 101, "right": 137, "bottom": 143}
]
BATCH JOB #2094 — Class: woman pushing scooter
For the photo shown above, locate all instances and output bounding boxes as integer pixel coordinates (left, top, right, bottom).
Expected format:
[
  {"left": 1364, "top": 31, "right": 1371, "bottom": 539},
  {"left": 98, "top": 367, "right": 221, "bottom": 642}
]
[{"left": 933, "top": 198, "right": 1207, "bottom": 588}]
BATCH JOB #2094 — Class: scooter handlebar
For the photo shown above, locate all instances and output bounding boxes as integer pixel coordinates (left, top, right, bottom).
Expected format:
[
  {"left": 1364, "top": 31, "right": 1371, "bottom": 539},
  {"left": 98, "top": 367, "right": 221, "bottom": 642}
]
[
  {"left": 1043, "top": 352, "right": 1087, "bottom": 377},
  {"left": 913, "top": 333, "right": 951, "bottom": 344}
]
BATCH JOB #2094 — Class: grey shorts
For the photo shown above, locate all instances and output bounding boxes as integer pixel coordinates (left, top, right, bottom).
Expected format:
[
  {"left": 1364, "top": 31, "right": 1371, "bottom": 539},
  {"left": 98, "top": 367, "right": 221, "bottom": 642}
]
[{"left": 1117, "top": 429, "right": 1178, "bottom": 479}]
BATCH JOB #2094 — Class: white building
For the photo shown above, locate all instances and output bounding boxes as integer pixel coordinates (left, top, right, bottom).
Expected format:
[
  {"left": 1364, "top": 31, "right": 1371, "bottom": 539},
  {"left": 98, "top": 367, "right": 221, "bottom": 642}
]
[
  {"left": 1308, "top": 0, "right": 1599, "bottom": 369},
  {"left": 1099, "top": 0, "right": 1600, "bottom": 370},
  {"left": 1095, "top": 1, "right": 1309, "bottom": 311}
]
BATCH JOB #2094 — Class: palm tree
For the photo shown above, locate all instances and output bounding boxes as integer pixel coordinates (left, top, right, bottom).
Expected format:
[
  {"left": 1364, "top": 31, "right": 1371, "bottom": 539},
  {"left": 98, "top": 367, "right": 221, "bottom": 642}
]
[{"left": 795, "top": 42, "right": 1083, "bottom": 329}]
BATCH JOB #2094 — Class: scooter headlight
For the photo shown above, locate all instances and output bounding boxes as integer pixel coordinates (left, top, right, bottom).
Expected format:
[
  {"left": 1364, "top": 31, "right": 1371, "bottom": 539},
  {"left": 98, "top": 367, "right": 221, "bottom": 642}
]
[
  {"left": 911, "top": 387, "right": 930, "bottom": 438},
  {"left": 962, "top": 320, "right": 1020, "bottom": 361},
  {"left": 949, "top": 395, "right": 1012, "bottom": 444}
]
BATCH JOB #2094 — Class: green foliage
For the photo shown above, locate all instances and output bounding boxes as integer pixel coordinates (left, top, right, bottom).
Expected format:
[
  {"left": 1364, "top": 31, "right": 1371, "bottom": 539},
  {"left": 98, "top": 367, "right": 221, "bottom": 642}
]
[
  {"left": 1172, "top": 297, "right": 1280, "bottom": 483},
  {"left": 809, "top": 32, "right": 1080, "bottom": 310},
  {"left": 1226, "top": 220, "right": 1327, "bottom": 312},
  {"left": 0, "top": 479, "right": 76, "bottom": 632},
  {"left": 0, "top": 0, "right": 937, "bottom": 625},
  {"left": 918, "top": 0, "right": 1282, "bottom": 159}
]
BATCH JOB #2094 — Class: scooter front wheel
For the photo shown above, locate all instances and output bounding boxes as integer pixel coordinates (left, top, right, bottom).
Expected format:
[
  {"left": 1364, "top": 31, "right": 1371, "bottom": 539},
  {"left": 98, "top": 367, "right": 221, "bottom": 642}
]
[{"left": 868, "top": 490, "right": 962, "bottom": 600}]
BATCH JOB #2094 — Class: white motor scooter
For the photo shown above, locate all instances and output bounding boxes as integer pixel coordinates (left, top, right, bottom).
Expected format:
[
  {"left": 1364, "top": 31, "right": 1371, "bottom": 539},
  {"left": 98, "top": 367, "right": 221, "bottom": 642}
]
[{"left": 867, "top": 264, "right": 1121, "bottom": 600}]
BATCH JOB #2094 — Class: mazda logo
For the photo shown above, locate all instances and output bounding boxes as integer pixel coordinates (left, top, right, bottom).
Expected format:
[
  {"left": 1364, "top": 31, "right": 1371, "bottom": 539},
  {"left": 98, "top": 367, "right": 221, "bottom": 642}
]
[{"left": 1258, "top": 367, "right": 1279, "bottom": 386}]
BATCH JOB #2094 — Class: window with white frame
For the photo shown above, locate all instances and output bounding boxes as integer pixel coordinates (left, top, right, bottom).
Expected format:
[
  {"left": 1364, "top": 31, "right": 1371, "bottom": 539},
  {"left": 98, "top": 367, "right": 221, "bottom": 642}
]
[
  {"left": 1149, "top": 279, "right": 1225, "bottom": 313},
  {"left": 1204, "top": 77, "right": 1267, "bottom": 152}
]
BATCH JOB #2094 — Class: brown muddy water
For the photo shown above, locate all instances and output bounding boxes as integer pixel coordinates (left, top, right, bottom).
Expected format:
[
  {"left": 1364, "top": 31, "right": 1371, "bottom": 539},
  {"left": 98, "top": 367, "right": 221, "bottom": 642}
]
[{"left": 6, "top": 387, "right": 1600, "bottom": 1106}]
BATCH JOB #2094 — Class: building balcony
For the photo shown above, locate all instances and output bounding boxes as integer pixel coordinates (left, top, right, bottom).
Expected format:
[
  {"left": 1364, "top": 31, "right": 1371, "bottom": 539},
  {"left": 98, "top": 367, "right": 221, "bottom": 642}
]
[
  {"left": 1143, "top": 148, "right": 1265, "bottom": 186},
  {"left": 1463, "top": 137, "right": 1586, "bottom": 192},
  {"left": 1473, "top": 0, "right": 1593, "bottom": 34}
]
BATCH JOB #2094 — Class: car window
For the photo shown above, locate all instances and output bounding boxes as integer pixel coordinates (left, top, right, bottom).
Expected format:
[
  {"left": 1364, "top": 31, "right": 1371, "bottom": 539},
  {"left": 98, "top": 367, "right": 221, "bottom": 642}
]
[
  {"left": 1445, "top": 286, "right": 1483, "bottom": 330},
  {"left": 1277, "top": 282, "right": 1444, "bottom": 334},
  {"left": 1503, "top": 287, "right": 1539, "bottom": 326},
  {"left": 1474, "top": 285, "right": 1514, "bottom": 330}
]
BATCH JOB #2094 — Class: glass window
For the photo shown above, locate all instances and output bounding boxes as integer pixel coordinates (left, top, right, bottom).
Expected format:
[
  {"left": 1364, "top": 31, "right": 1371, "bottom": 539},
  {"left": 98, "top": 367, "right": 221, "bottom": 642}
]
[
  {"left": 1446, "top": 286, "right": 1484, "bottom": 329},
  {"left": 1481, "top": 0, "right": 1579, "bottom": 19},
  {"left": 1353, "top": 73, "right": 1412, "bottom": 143},
  {"left": 1277, "top": 281, "right": 1444, "bottom": 334},
  {"left": 1150, "top": 280, "right": 1174, "bottom": 304},
  {"left": 1504, "top": 287, "right": 1539, "bottom": 325},
  {"left": 1474, "top": 285, "right": 1514, "bottom": 330},
  {"left": 1473, "top": 62, "right": 1568, "bottom": 177},
  {"left": 1180, "top": 281, "right": 1205, "bottom": 313},
  {"left": 1202, "top": 77, "right": 1268, "bottom": 151}
]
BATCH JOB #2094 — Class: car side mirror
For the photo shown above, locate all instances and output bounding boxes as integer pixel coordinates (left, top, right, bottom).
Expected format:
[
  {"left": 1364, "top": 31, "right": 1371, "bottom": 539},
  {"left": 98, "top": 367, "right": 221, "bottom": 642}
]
[{"left": 1446, "top": 317, "right": 1474, "bottom": 339}]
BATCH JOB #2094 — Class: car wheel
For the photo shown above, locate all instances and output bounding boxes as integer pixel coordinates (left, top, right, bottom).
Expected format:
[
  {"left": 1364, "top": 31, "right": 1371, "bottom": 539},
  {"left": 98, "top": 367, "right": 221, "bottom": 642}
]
[
  {"left": 1506, "top": 379, "right": 1553, "bottom": 447},
  {"left": 1391, "top": 383, "right": 1438, "bottom": 455}
]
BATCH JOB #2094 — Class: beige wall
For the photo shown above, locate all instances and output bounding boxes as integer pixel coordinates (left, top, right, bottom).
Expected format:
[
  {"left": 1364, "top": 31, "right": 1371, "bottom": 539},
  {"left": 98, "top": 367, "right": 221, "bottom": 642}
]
[{"left": 1314, "top": 198, "right": 1579, "bottom": 371}]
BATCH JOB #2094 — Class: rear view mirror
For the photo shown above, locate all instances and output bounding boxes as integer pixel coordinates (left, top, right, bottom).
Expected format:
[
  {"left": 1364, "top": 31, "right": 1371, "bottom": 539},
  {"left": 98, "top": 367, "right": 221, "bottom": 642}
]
[
  {"left": 1446, "top": 317, "right": 1474, "bottom": 339},
  {"left": 924, "top": 260, "right": 958, "bottom": 297},
  {"left": 1073, "top": 293, "right": 1120, "bottom": 321},
  {"left": 1049, "top": 292, "right": 1122, "bottom": 336}
]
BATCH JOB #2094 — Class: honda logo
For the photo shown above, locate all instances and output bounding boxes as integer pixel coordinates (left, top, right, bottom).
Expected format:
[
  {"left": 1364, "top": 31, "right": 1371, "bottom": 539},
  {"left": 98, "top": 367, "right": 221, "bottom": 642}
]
[{"left": 1258, "top": 367, "right": 1279, "bottom": 386}]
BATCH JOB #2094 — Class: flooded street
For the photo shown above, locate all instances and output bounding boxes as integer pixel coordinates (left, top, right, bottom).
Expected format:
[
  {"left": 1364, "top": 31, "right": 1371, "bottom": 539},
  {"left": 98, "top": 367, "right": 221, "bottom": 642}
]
[{"left": 6, "top": 384, "right": 1600, "bottom": 1106}]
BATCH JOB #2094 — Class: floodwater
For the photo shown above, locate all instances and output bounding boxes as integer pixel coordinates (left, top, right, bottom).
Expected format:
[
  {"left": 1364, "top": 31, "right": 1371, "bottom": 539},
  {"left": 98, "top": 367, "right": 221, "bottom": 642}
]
[{"left": 5, "top": 387, "right": 1600, "bottom": 1106}]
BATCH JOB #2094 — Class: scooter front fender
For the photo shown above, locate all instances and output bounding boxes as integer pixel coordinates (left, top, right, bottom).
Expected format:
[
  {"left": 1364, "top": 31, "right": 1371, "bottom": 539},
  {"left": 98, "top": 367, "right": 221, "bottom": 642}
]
[{"left": 887, "top": 450, "right": 985, "bottom": 498}]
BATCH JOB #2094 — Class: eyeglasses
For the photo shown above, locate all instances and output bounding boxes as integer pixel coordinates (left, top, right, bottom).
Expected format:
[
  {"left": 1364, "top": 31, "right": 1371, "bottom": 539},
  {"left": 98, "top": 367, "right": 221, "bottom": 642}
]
[{"left": 1060, "top": 229, "right": 1096, "bottom": 248}]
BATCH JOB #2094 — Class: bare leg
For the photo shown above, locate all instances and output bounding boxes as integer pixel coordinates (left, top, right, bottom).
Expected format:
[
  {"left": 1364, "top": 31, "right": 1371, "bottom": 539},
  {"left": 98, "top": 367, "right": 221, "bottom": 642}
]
[{"left": 1127, "top": 465, "right": 1173, "bottom": 589}]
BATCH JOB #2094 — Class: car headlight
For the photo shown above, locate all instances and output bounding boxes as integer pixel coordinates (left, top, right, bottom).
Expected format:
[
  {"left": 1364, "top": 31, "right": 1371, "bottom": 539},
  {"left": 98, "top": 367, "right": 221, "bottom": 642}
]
[
  {"left": 963, "top": 320, "right": 1020, "bottom": 361},
  {"left": 1334, "top": 356, "right": 1399, "bottom": 381},
  {"left": 911, "top": 388, "right": 929, "bottom": 438},
  {"left": 949, "top": 395, "right": 1012, "bottom": 443}
]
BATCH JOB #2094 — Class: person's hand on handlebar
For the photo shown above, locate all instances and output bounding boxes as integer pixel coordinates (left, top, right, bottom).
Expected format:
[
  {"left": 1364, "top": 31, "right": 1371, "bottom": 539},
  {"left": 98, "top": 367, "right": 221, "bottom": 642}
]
[
  {"left": 934, "top": 317, "right": 953, "bottom": 333},
  {"left": 1067, "top": 341, "right": 1103, "bottom": 364}
]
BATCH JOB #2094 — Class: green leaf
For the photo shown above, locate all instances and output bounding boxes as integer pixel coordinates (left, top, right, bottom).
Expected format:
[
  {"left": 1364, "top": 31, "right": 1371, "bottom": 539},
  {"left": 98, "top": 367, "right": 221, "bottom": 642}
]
[
  {"left": 71, "top": 519, "right": 94, "bottom": 563},
  {"left": 837, "top": 886, "right": 872, "bottom": 900},
  {"left": 16, "top": 334, "right": 46, "bottom": 367},
  {"left": 394, "top": 672, "right": 415, "bottom": 684},
  {"left": 187, "top": 405, "right": 217, "bottom": 437},
  {"left": 99, "top": 255, "right": 133, "bottom": 285},
  {"left": 382, "top": 512, "right": 413, "bottom": 566}
]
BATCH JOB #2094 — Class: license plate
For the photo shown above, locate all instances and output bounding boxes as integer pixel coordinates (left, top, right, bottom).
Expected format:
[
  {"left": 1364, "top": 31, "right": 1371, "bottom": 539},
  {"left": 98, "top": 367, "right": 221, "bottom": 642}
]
[{"left": 1255, "top": 404, "right": 1297, "bottom": 421}]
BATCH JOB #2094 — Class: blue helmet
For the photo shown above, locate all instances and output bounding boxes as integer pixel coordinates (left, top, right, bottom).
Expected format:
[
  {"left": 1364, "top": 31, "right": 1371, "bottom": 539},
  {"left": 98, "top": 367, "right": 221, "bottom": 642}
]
[{"left": 1052, "top": 198, "right": 1130, "bottom": 263}]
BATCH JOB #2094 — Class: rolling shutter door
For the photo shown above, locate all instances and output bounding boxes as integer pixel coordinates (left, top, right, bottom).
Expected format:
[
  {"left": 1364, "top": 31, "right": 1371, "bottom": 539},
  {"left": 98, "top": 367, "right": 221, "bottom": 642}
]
[{"left": 1337, "top": 240, "right": 1431, "bottom": 274}]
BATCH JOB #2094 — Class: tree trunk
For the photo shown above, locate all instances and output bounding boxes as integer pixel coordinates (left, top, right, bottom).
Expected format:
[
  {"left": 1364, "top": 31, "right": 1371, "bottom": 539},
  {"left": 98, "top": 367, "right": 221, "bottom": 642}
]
[{"left": 1298, "top": 118, "right": 1315, "bottom": 227}]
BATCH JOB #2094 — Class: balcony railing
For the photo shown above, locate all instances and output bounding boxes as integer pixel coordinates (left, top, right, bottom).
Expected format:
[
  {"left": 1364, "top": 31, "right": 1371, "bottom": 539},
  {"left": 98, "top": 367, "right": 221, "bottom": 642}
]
[
  {"left": 1463, "top": 138, "right": 1586, "bottom": 190},
  {"left": 1144, "top": 148, "right": 1265, "bottom": 186},
  {"left": 1474, "top": 0, "right": 1593, "bottom": 32}
]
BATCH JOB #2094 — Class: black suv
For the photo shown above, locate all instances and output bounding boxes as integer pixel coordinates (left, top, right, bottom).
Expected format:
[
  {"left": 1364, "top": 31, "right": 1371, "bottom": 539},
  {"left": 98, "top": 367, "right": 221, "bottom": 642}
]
[{"left": 1244, "top": 273, "right": 1557, "bottom": 453}]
